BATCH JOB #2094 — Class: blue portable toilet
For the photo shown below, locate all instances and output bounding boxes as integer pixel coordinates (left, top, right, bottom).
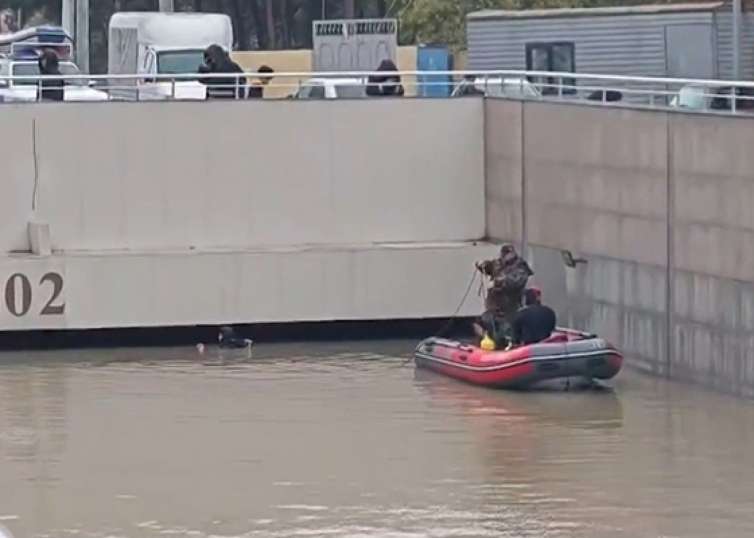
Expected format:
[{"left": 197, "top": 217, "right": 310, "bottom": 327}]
[{"left": 417, "top": 44, "right": 452, "bottom": 98}]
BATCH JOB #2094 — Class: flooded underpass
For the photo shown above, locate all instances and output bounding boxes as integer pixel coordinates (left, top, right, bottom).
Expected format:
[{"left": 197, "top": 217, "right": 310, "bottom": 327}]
[{"left": 1, "top": 340, "right": 753, "bottom": 538}]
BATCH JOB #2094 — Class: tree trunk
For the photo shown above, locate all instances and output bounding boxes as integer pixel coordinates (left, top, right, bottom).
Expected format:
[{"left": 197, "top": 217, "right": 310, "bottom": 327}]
[
  {"left": 265, "top": 0, "right": 275, "bottom": 49},
  {"left": 281, "top": 0, "right": 290, "bottom": 49},
  {"left": 344, "top": 0, "right": 355, "bottom": 18},
  {"left": 230, "top": 0, "right": 247, "bottom": 49}
]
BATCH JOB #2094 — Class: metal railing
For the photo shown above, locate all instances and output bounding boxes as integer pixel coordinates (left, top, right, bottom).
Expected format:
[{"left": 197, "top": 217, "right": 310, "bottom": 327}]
[{"left": 1, "top": 69, "right": 754, "bottom": 115}]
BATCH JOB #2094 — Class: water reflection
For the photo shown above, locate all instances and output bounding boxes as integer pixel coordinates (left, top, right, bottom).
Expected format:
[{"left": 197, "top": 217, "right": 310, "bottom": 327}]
[
  {"left": 0, "top": 362, "right": 69, "bottom": 537},
  {"left": 414, "top": 367, "right": 623, "bottom": 429}
]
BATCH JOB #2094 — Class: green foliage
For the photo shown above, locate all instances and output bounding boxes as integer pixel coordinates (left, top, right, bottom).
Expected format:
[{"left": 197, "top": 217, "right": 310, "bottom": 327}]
[
  {"left": 397, "top": 0, "right": 512, "bottom": 49},
  {"left": 394, "top": 0, "right": 650, "bottom": 50}
]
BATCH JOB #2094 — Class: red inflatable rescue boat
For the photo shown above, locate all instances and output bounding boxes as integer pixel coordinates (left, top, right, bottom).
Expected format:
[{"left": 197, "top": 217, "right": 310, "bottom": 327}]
[{"left": 414, "top": 328, "right": 622, "bottom": 389}]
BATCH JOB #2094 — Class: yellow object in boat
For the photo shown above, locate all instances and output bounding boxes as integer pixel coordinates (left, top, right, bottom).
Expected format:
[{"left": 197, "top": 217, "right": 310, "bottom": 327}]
[{"left": 480, "top": 333, "right": 496, "bottom": 351}]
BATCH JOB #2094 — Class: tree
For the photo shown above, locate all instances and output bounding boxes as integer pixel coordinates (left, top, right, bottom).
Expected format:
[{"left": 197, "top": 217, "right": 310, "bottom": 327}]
[
  {"left": 397, "top": 0, "right": 515, "bottom": 50},
  {"left": 344, "top": 0, "right": 355, "bottom": 18}
]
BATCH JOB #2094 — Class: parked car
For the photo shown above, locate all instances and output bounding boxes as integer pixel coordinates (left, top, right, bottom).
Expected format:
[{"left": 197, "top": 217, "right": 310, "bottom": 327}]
[
  {"left": 670, "top": 84, "right": 754, "bottom": 112},
  {"left": 0, "top": 59, "right": 109, "bottom": 102},
  {"left": 293, "top": 77, "right": 367, "bottom": 99},
  {"left": 452, "top": 76, "right": 541, "bottom": 99}
]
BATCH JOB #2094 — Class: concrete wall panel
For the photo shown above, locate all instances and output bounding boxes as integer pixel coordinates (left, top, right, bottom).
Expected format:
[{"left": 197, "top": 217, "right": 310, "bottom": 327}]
[
  {"left": 484, "top": 99, "right": 523, "bottom": 243},
  {"left": 0, "top": 242, "right": 496, "bottom": 331},
  {"left": 524, "top": 103, "right": 668, "bottom": 266},
  {"left": 5, "top": 99, "right": 484, "bottom": 253},
  {"left": 0, "top": 107, "right": 36, "bottom": 252},
  {"left": 672, "top": 114, "right": 754, "bottom": 281}
]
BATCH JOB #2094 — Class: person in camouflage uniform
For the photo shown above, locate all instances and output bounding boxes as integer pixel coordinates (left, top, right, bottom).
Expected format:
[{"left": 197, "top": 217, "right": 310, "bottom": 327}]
[{"left": 473, "top": 243, "right": 534, "bottom": 347}]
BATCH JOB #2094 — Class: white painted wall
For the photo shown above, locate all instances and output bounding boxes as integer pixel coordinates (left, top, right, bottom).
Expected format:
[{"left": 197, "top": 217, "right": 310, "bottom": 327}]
[
  {"left": 1, "top": 99, "right": 485, "bottom": 253},
  {"left": 0, "top": 243, "right": 496, "bottom": 330},
  {"left": 0, "top": 108, "right": 35, "bottom": 253}
]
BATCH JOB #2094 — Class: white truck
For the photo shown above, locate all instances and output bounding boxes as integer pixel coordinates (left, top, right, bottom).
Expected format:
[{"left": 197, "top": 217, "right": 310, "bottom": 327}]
[{"left": 107, "top": 12, "right": 233, "bottom": 101}]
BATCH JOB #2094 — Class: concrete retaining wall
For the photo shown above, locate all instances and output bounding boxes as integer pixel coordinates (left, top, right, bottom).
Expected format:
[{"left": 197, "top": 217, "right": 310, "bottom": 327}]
[
  {"left": 0, "top": 98, "right": 488, "bottom": 331},
  {"left": 0, "top": 243, "right": 494, "bottom": 331},
  {"left": 671, "top": 113, "right": 754, "bottom": 396},
  {"left": 3, "top": 99, "right": 484, "bottom": 253},
  {"left": 485, "top": 99, "right": 754, "bottom": 397}
]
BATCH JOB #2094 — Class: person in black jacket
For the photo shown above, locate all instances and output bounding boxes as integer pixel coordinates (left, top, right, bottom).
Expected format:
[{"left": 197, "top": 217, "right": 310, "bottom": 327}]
[
  {"left": 366, "top": 59, "right": 404, "bottom": 97},
  {"left": 38, "top": 49, "right": 64, "bottom": 102},
  {"left": 199, "top": 44, "right": 246, "bottom": 99},
  {"left": 512, "top": 287, "right": 557, "bottom": 346}
]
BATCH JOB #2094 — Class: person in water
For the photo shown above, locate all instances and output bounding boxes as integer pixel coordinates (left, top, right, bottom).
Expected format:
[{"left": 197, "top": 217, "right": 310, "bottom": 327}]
[
  {"left": 473, "top": 243, "right": 534, "bottom": 347},
  {"left": 512, "top": 287, "right": 557, "bottom": 346},
  {"left": 218, "top": 326, "right": 253, "bottom": 349}
]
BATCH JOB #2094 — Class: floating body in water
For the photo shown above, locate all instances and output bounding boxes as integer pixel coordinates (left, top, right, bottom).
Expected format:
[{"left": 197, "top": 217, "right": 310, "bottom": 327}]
[{"left": 196, "top": 326, "right": 253, "bottom": 359}]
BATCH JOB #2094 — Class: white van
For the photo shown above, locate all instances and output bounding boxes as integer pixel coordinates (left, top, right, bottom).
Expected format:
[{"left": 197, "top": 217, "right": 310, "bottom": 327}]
[{"left": 108, "top": 12, "right": 233, "bottom": 101}]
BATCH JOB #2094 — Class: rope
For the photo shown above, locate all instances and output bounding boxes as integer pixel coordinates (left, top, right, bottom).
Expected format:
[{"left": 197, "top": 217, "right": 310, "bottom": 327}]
[
  {"left": 434, "top": 268, "right": 480, "bottom": 338},
  {"left": 396, "top": 268, "right": 480, "bottom": 368}
]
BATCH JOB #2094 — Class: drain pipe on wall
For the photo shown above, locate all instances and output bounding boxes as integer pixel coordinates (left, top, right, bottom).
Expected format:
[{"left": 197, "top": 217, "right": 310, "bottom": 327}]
[{"left": 29, "top": 119, "right": 51, "bottom": 257}]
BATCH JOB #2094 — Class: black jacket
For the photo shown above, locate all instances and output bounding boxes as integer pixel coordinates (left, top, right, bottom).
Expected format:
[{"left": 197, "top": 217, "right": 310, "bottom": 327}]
[
  {"left": 199, "top": 60, "right": 246, "bottom": 100},
  {"left": 512, "top": 304, "right": 557, "bottom": 345}
]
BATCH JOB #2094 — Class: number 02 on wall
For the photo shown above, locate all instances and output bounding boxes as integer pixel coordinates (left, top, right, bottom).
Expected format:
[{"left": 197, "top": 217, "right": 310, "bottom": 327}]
[{"left": 4, "top": 272, "right": 66, "bottom": 317}]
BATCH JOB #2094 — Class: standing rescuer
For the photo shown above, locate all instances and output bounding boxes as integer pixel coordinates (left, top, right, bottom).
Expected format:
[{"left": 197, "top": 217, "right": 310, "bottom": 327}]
[{"left": 473, "top": 243, "right": 534, "bottom": 348}]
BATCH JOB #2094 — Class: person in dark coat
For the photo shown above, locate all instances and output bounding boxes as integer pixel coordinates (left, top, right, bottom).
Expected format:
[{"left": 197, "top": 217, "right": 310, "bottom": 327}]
[
  {"left": 366, "top": 59, "right": 404, "bottom": 97},
  {"left": 512, "top": 287, "right": 557, "bottom": 346},
  {"left": 38, "top": 49, "right": 64, "bottom": 102},
  {"left": 199, "top": 44, "right": 246, "bottom": 99},
  {"left": 473, "top": 243, "right": 534, "bottom": 346}
]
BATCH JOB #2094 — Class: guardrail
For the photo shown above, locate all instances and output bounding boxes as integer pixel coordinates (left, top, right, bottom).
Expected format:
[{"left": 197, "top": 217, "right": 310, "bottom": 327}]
[{"left": 1, "top": 69, "right": 753, "bottom": 114}]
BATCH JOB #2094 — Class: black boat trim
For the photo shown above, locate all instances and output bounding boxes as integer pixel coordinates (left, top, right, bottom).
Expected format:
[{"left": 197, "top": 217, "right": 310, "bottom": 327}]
[{"left": 414, "top": 348, "right": 621, "bottom": 372}]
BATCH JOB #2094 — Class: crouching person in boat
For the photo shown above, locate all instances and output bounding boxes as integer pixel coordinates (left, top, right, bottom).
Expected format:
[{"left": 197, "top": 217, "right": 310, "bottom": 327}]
[
  {"left": 473, "top": 243, "right": 534, "bottom": 348},
  {"left": 512, "top": 287, "right": 557, "bottom": 345}
]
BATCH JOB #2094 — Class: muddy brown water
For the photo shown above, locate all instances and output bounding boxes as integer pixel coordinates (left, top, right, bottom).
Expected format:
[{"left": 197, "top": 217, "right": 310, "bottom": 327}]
[{"left": 0, "top": 340, "right": 753, "bottom": 537}]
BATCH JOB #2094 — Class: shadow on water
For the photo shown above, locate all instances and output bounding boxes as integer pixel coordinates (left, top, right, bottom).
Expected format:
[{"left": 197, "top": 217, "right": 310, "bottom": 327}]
[{"left": 0, "top": 319, "right": 472, "bottom": 352}]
